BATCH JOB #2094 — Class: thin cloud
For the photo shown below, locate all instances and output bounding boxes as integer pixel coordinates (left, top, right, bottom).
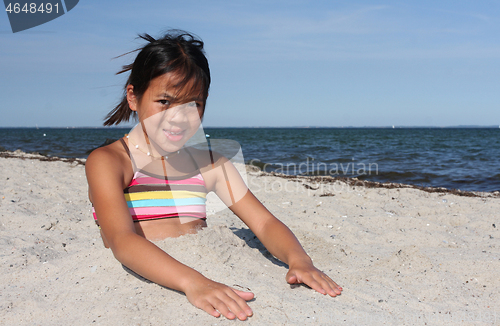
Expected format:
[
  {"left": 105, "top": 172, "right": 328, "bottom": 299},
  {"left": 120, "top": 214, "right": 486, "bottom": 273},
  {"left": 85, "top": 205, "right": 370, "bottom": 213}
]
[{"left": 205, "top": 3, "right": 499, "bottom": 62}]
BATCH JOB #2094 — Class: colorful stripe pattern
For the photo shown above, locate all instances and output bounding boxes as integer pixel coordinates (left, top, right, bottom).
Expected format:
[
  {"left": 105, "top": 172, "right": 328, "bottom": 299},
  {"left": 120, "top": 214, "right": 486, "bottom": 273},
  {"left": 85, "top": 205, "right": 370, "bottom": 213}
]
[{"left": 93, "top": 170, "right": 207, "bottom": 224}]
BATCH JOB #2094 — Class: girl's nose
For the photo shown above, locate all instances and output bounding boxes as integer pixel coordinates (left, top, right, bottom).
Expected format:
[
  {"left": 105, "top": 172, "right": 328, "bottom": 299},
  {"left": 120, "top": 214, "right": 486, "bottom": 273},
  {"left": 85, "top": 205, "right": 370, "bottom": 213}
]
[
  {"left": 165, "top": 103, "right": 186, "bottom": 122},
  {"left": 166, "top": 102, "right": 199, "bottom": 123}
]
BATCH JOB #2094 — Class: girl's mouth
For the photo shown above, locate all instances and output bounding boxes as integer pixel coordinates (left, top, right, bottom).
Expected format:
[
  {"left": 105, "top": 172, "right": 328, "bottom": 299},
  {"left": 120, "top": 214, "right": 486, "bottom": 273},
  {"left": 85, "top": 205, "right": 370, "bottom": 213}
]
[{"left": 163, "top": 129, "right": 185, "bottom": 142}]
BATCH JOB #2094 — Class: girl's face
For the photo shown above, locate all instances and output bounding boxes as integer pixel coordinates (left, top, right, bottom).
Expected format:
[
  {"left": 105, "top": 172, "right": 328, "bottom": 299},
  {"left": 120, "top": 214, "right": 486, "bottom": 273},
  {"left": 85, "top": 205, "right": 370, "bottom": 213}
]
[{"left": 127, "top": 72, "right": 206, "bottom": 153}]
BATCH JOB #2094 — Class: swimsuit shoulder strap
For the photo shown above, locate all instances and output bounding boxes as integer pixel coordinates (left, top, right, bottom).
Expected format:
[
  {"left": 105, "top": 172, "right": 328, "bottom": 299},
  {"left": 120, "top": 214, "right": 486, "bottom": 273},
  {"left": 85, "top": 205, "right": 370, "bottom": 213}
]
[
  {"left": 119, "top": 137, "right": 138, "bottom": 172},
  {"left": 119, "top": 137, "right": 131, "bottom": 156}
]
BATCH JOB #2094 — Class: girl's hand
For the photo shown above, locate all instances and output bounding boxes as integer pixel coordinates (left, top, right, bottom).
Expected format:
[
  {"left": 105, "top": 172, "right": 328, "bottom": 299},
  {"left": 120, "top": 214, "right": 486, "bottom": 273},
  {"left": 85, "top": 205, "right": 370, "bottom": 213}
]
[
  {"left": 183, "top": 277, "right": 254, "bottom": 320},
  {"left": 286, "top": 260, "right": 343, "bottom": 297}
]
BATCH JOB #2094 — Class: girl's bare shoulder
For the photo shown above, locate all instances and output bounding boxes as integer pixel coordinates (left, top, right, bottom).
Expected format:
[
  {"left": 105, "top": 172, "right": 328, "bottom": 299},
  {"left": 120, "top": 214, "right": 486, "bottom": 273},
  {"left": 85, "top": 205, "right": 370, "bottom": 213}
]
[{"left": 85, "top": 138, "right": 131, "bottom": 182}]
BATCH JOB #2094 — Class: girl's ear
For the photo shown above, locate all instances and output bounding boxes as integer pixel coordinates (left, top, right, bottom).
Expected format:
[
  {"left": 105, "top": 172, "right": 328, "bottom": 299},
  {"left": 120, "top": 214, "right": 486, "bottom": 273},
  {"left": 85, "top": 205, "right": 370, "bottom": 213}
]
[{"left": 126, "top": 85, "right": 138, "bottom": 112}]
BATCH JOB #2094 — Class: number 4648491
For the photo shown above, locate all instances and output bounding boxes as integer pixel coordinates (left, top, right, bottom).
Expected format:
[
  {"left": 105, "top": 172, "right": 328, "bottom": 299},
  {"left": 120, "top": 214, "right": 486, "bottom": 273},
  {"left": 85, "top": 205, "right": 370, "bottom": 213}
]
[{"left": 5, "top": 2, "right": 59, "bottom": 14}]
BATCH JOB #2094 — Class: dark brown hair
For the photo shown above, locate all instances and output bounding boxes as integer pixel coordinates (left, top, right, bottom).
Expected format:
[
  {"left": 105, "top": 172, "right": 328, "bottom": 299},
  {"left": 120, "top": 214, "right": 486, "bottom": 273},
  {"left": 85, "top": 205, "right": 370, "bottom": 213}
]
[{"left": 104, "top": 30, "right": 211, "bottom": 126}]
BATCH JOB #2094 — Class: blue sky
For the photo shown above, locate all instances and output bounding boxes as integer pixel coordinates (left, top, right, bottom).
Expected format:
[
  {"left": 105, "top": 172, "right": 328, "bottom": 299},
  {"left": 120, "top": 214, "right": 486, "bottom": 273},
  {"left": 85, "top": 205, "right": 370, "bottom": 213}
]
[{"left": 1, "top": 0, "right": 499, "bottom": 127}]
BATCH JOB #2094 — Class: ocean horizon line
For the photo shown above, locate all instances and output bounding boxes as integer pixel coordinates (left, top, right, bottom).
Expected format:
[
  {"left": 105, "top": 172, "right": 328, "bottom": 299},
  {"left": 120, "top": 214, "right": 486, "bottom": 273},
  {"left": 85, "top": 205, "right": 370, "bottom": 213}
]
[{"left": 0, "top": 125, "right": 499, "bottom": 129}]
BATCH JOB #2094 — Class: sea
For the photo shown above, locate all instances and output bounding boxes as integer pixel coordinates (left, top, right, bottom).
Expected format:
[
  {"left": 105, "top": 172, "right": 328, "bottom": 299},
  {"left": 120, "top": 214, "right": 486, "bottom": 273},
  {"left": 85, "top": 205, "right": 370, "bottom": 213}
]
[{"left": 1, "top": 127, "right": 499, "bottom": 193}]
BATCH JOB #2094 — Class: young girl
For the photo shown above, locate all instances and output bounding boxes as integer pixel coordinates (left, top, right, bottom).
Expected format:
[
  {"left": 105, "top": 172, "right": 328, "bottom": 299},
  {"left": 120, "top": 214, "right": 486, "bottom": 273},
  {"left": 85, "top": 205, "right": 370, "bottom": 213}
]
[{"left": 86, "top": 30, "right": 342, "bottom": 321}]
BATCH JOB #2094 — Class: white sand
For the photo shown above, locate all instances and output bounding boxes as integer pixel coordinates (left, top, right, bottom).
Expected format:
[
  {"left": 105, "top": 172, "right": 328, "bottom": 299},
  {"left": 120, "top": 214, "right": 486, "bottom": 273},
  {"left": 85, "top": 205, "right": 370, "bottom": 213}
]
[{"left": 1, "top": 154, "right": 499, "bottom": 325}]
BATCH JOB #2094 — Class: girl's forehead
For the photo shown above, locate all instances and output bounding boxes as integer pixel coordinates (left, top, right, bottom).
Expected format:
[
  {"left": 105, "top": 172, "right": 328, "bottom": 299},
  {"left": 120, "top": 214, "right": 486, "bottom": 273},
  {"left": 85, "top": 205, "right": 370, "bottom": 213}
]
[{"left": 150, "top": 73, "right": 204, "bottom": 99}]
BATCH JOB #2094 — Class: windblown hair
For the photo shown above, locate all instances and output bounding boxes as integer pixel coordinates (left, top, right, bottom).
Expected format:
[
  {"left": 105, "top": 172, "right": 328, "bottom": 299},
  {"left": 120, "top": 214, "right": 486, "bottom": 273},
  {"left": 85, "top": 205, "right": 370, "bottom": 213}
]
[{"left": 104, "top": 30, "right": 211, "bottom": 126}]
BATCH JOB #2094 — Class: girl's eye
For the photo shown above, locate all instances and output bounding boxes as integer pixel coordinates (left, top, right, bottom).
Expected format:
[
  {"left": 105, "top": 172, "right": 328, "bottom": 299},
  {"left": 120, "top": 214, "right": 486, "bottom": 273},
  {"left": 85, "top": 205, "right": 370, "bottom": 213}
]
[{"left": 159, "top": 100, "right": 170, "bottom": 106}]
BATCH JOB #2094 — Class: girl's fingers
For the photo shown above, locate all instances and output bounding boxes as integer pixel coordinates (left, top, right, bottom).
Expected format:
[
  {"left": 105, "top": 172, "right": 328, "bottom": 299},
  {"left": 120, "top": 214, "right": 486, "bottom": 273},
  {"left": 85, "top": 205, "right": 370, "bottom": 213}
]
[
  {"left": 212, "top": 294, "right": 250, "bottom": 321},
  {"left": 187, "top": 281, "right": 253, "bottom": 320},
  {"left": 317, "top": 273, "right": 342, "bottom": 296},
  {"left": 225, "top": 289, "right": 253, "bottom": 319},
  {"left": 287, "top": 267, "right": 343, "bottom": 297},
  {"left": 320, "top": 277, "right": 341, "bottom": 296},
  {"left": 199, "top": 302, "right": 221, "bottom": 318},
  {"left": 302, "top": 275, "right": 326, "bottom": 295},
  {"left": 322, "top": 273, "right": 342, "bottom": 290},
  {"left": 286, "top": 269, "right": 307, "bottom": 284},
  {"left": 299, "top": 270, "right": 342, "bottom": 296},
  {"left": 204, "top": 288, "right": 253, "bottom": 320},
  {"left": 286, "top": 273, "right": 298, "bottom": 284},
  {"left": 211, "top": 298, "right": 236, "bottom": 320},
  {"left": 231, "top": 288, "right": 255, "bottom": 301},
  {"left": 224, "top": 298, "right": 249, "bottom": 320}
]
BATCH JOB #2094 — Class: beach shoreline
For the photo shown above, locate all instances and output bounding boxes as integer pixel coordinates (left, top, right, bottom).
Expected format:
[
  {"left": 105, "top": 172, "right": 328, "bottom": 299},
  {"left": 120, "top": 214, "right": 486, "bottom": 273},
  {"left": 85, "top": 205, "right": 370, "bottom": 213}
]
[
  {"left": 1, "top": 153, "right": 499, "bottom": 325},
  {"left": 1, "top": 149, "right": 498, "bottom": 198}
]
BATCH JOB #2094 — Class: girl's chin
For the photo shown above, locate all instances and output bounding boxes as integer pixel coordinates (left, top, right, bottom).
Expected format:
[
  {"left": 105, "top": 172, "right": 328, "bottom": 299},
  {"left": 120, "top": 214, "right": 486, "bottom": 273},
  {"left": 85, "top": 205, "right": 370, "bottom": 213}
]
[
  {"left": 156, "top": 144, "right": 184, "bottom": 154},
  {"left": 153, "top": 139, "right": 186, "bottom": 154}
]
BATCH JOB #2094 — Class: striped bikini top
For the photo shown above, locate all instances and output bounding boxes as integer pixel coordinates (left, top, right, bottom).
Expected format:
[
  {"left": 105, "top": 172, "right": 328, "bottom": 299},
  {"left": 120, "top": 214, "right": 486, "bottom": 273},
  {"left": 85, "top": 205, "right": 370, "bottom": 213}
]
[{"left": 92, "top": 139, "right": 207, "bottom": 226}]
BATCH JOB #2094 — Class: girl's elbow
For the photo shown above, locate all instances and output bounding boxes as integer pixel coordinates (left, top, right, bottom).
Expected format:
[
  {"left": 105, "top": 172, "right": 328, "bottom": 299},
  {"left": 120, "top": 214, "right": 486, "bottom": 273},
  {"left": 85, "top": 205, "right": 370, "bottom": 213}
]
[
  {"left": 106, "top": 232, "right": 137, "bottom": 262},
  {"left": 111, "top": 247, "right": 127, "bottom": 264}
]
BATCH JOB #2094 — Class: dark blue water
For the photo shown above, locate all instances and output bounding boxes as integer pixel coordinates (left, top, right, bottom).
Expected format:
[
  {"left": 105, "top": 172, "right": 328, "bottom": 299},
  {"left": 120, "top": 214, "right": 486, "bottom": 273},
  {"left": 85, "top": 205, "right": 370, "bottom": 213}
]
[
  {"left": 1, "top": 127, "right": 499, "bottom": 192},
  {"left": 0, "top": 127, "right": 130, "bottom": 158}
]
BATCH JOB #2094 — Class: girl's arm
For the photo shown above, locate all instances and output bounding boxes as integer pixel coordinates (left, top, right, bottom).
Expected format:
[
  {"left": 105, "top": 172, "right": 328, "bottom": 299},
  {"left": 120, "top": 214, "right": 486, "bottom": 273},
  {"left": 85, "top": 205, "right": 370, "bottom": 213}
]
[
  {"left": 230, "top": 191, "right": 342, "bottom": 296},
  {"left": 86, "top": 147, "right": 254, "bottom": 320},
  {"left": 213, "top": 158, "right": 342, "bottom": 297}
]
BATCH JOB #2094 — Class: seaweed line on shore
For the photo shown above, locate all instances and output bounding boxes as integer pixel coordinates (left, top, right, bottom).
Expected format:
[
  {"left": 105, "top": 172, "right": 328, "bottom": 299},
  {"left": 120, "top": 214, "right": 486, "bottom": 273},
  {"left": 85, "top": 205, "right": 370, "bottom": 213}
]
[
  {"left": 1, "top": 149, "right": 498, "bottom": 199},
  {"left": 251, "top": 170, "right": 500, "bottom": 199},
  {"left": 0, "top": 149, "right": 86, "bottom": 166}
]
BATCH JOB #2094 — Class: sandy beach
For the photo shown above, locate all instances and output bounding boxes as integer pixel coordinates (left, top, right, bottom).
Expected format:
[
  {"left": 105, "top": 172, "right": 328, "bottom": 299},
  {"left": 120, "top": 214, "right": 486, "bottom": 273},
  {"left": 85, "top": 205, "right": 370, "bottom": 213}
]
[{"left": 1, "top": 152, "right": 499, "bottom": 326}]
